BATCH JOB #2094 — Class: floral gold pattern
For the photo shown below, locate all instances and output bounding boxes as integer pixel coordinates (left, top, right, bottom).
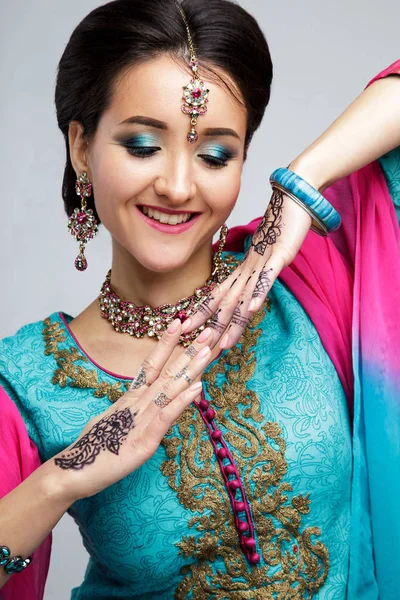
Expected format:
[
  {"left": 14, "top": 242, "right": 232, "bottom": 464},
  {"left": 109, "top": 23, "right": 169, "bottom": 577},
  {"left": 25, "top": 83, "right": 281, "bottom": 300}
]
[
  {"left": 42, "top": 318, "right": 129, "bottom": 402},
  {"left": 161, "top": 307, "right": 330, "bottom": 599}
]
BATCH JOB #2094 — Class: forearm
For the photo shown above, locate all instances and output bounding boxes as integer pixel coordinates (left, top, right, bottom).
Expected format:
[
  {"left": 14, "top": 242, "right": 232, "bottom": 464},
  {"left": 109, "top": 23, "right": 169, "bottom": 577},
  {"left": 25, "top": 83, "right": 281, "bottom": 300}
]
[
  {"left": 0, "top": 460, "right": 75, "bottom": 589},
  {"left": 289, "top": 74, "right": 400, "bottom": 191}
]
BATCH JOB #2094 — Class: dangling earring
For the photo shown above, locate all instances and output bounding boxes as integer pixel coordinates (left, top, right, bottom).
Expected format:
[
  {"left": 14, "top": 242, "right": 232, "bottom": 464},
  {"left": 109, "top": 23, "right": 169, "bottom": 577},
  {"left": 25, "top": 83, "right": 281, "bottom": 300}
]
[
  {"left": 211, "top": 224, "right": 230, "bottom": 282},
  {"left": 68, "top": 172, "right": 98, "bottom": 271}
]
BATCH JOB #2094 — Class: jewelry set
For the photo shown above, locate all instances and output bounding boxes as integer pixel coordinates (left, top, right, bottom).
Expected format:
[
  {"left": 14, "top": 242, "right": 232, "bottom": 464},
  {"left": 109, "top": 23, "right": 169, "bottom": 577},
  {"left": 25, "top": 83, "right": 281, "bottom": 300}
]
[{"left": 3, "top": 3, "right": 341, "bottom": 579}]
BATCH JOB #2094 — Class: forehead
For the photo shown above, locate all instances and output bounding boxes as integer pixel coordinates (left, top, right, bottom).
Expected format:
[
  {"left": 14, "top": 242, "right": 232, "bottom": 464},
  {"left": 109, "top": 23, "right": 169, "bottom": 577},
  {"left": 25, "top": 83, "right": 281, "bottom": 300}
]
[{"left": 100, "top": 54, "right": 247, "bottom": 138}]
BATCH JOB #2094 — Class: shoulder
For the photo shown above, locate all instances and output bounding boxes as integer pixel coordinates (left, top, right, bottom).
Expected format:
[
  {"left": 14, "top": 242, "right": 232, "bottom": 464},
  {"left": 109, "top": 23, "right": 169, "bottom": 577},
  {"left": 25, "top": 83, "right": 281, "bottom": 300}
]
[
  {"left": 0, "top": 312, "right": 59, "bottom": 367},
  {"left": 0, "top": 311, "right": 70, "bottom": 395}
]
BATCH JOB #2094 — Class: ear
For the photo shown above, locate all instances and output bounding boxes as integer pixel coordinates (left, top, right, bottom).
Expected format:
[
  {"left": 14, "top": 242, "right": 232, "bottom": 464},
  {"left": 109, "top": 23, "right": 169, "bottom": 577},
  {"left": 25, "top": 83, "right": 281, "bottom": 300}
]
[{"left": 68, "top": 121, "right": 90, "bottom": 178}]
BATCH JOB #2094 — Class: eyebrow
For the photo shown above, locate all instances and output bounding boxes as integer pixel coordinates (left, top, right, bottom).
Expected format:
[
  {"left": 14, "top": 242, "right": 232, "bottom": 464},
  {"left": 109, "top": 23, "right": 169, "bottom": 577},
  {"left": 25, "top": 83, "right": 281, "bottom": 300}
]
[
  {"left": 118, "top": 115, "right": 168, "bottom": 129},
  {"left": 118, "top": 116, "right": 240, "bottom": 140},
  {"left": 203, "top": 127, "right": 240, "bottom": 140}
]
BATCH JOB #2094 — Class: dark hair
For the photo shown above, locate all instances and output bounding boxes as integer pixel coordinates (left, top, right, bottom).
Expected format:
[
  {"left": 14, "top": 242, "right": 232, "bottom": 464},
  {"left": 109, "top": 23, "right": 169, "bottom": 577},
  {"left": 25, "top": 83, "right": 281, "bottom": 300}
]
[{"left": 55, "top": 0, "right": 273, "bottom": 223}]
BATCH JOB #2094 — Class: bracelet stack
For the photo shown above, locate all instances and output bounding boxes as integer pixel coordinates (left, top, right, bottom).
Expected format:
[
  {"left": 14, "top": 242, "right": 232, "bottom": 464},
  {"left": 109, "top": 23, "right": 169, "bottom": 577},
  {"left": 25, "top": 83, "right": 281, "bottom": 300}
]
[
  {"left": 270, "top": 168, "right": 341, "bottom": 236},
  {"left": 0, "top": 545, "right": 32, "bottom": 575}
]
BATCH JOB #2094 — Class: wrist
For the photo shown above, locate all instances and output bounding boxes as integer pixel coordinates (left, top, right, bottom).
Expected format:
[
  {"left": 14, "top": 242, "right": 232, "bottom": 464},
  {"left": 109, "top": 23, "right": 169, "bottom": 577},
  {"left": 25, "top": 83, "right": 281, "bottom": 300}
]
[
  {"left": 287, "top": 157, "right": 329, "bottom": 193},
  {"left": 36, "top": 460, "right": 80, "bottom": 508}
]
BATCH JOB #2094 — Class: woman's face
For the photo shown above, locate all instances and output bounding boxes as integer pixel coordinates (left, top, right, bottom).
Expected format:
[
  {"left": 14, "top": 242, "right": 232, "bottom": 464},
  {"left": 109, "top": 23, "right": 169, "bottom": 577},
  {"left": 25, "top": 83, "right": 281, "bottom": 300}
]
[{"left": 71, "top": 54, "right": 247, "bottom": 274}]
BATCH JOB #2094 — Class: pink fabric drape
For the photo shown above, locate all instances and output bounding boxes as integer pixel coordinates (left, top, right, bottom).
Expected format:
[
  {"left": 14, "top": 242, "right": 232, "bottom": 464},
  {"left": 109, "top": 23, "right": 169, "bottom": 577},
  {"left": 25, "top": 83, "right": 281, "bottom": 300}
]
[{"left": 0, "top": 386, "right": 52, "bottom": 600}]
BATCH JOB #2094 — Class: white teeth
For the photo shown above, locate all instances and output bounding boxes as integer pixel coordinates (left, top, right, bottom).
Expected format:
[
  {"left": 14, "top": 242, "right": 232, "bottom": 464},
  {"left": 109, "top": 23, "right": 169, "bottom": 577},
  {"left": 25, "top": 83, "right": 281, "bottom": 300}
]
[
  {"left": 141, "top": 206, "right": 192, "bottom": 225},
  {"left": 159, "top": 212, "right": 169, "bottom": 224}
]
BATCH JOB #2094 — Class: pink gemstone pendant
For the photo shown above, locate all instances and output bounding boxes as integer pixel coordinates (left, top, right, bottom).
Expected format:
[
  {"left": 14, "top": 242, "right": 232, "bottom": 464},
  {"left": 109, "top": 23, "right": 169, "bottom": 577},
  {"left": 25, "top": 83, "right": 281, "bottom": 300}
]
[
  {"left": 75, "top": 252, "right": 88, "bottom": 271},
  {"left": 181, "top": 60, "right": 209, "bottom": 143}
]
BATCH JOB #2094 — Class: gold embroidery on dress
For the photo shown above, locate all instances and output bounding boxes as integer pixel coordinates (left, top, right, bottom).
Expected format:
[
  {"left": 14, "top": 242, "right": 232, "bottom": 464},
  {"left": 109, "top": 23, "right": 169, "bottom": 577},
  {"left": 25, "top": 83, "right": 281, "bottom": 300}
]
[
  {"left": 42, "top": 317, "right": 130, "bottom": 401},
  {"left": 161, "top": 307, "right": 329, "bottom": 599}
]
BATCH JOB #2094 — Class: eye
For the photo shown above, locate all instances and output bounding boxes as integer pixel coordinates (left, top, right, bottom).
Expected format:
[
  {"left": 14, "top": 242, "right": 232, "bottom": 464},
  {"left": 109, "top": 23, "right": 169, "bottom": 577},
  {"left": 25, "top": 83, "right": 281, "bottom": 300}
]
[
  {"left": 198, "top": 154, "right": 230, "bottom": 169},
  {"left": 123, "top": 145, "right": 161, "bottom": 158}
]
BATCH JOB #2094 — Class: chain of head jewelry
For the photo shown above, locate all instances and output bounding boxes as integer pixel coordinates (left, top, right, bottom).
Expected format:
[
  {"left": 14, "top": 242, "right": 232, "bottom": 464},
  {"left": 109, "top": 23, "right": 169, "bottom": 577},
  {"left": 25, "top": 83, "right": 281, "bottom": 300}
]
[{"left": 177, "top": 3, "right": 210, "bottom": 144}]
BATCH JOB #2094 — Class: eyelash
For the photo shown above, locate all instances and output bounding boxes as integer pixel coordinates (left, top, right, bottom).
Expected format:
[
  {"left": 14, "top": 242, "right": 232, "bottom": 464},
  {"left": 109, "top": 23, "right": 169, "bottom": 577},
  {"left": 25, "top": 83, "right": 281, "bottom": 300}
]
[{"left": 124, "top": 146, "right": 230, "bottom": 169}]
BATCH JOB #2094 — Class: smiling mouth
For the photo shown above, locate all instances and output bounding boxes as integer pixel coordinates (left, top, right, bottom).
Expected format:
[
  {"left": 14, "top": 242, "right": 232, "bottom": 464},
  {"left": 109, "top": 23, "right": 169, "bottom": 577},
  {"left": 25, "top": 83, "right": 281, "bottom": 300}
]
[{"left": 138, "top": 206, "right": 197, "bottom": 225}]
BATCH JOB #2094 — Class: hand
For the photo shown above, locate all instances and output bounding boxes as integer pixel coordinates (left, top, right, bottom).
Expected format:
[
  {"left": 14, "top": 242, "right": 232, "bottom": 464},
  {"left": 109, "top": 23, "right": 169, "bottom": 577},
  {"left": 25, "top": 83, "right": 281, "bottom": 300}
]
[
  {"left": 182, "top": 189, "right": 312, "bottom": 350},
  {"left": 50, "top": 320, "right": 213, "bottom": 502}
]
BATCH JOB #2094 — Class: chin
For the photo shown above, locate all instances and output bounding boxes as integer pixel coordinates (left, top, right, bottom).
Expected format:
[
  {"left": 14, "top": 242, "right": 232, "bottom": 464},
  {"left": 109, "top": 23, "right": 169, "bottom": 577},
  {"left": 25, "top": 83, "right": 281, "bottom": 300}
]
[{"left": 133, "top": 250, "right": 193, "bottom": 275}]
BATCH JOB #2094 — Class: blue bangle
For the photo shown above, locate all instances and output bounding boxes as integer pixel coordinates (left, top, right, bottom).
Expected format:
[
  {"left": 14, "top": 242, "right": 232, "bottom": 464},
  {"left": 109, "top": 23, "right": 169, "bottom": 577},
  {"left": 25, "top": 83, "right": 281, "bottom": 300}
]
[
  {"left": 0, "top": 545, "right": 32, "bottom": 575},
  {"left": 270, "top": 168, "right": 341, "bottom": 234}
]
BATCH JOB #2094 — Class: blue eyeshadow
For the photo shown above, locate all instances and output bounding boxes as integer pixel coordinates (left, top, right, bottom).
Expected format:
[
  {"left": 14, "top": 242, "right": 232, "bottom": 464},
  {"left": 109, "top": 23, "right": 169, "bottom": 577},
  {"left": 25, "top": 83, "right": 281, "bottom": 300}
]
[
  {"left": 125, "top": 134, "right": 159, "bottom": 146},
  {"left": 202, "top": 144, "right": 234, "bottom": 159}
]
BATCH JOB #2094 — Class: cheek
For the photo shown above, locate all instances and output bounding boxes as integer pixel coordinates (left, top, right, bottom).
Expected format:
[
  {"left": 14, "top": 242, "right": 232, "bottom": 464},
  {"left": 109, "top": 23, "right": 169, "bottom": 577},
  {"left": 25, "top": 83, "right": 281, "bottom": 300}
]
[
  {"left": 204, "top": 167, "right": 242, "bottom": 218},
  {"left": 89, "top": 146, "right": 151, "bottom": 222}
]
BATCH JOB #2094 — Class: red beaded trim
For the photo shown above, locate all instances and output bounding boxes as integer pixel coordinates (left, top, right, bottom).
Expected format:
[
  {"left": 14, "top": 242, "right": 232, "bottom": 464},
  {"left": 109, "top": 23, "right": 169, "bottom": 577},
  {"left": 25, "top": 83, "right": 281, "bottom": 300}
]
[{"left": 194, "top": 393, "right": 260, "bottom": 565}]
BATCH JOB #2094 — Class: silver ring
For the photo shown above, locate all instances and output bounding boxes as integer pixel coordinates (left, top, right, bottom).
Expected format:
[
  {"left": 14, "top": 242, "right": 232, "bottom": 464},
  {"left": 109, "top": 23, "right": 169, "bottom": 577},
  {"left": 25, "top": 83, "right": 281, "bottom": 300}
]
[{"left": 182, "top": 373, "right": 193, "bottom": 385}]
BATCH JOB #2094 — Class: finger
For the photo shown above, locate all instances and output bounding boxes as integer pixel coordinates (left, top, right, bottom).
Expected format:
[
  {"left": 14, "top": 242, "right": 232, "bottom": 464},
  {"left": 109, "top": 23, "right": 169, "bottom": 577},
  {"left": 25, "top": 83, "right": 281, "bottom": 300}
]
[
  {"left": 181, "top": 264, "right": 246, "bottom": 334},
  {"left": 153, "top": 344, "right": 211, "bottom": 407},
  {"left": 248, "top": 253, "right": 285, "bottom": 312},
  {"left": 219, "top": 255, "right": 284, "bottom": 350},
  {"left": 206, "top": 264, "right": 260, "bottom": 349},
  {"left": 248, "top": 263, "right": 275, "bottom": 312},
  {"left": 128, "top": 318, "right": 182, "bottom": 391},
  {"left": 154, "top": 326, "right": 213, "bottom": 397},
  {"left": 145, "top": 346, "right": 211, "bottom": 416},
  {"left": 143, "top": 381, "right": 203, "bottom": 441}
]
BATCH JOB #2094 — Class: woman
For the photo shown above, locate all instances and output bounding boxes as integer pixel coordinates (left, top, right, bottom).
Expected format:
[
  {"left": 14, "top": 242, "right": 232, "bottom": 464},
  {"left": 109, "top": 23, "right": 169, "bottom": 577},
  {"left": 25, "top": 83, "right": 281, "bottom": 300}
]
[{"left": 0, "top": 0, "right": 399, "bottom": 598}]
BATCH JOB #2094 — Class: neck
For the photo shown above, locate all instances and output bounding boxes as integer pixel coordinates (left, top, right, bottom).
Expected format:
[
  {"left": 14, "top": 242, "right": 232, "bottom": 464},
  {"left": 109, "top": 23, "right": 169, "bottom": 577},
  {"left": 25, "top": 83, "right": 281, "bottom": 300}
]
[{"left": 108, "top": 239, "right": 214, "bottom": 308}]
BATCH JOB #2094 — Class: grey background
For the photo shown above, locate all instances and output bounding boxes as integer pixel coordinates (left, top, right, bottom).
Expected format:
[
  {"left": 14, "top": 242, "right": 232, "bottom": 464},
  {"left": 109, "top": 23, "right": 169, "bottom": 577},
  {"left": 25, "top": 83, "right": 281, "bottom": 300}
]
[{"left": 0, "top": 0, "right": 398, "bottom": 597}]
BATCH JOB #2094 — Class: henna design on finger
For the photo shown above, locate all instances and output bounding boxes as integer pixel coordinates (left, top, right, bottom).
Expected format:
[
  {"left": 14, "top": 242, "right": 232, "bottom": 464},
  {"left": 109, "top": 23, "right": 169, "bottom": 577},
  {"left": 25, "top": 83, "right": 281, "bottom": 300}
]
[
  {"left": 210, "top": 309, "right": 226, "bottom": 334},
  {"left": 198, "top": 295, "right": 215, "bottom": 317},
  {"left": 229, "top": 273, "right": 242, "bottom": 290},
  {"left": 252, "top": 267, "right": 273, "bottom": 299},
  {"left": 54, "top": 408, "right": 136, "bottom": 470},
  {"left": 154, "top": 391, "right": 172, "bottom": 407},
  {"left": 231, "top": 302, "right": 250, "bottom": 329},
  {"left": 250, "top": 188, "right": 284, "bottom": 256},
  {"left": 129, "top": 366, "right": 146, "bottom": 390},
  {"left": 184, "top": 345, "right": 198, "bottom": 358}
]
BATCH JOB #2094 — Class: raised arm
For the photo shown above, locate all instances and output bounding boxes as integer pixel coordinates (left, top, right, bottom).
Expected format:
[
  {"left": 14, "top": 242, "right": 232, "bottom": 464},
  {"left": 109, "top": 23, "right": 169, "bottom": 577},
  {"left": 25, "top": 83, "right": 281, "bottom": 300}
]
[
  {"left": 289, "top": 69, "right": 400, "bottom": 191},
  {"left": 181, "top": 60, "right": 400, "bottom": 351}
]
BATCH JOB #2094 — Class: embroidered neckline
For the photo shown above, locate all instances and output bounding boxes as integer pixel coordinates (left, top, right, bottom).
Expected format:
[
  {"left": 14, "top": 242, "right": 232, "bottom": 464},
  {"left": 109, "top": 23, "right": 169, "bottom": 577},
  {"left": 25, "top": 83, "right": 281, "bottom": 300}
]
[
  {"left": 43, "top": 316, "right": 130, "bottom": 403},
  {"left": 57, "top": 312, "right": 133, "bottom": 381}
]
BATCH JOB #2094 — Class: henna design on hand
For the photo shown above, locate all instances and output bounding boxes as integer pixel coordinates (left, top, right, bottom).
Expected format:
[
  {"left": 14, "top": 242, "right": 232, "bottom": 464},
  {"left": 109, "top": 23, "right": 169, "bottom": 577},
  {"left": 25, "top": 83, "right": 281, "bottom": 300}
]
[
  {"left": 231, "top": 301, "right": 250, "bottom": 329},
  {"left": 210, "top": 308, "right": 226, "bottom": 334},
  {"left": 130, "top": 366, "right": 146, "bottom": 390},
  {"left": 54, "top": 408, "right": 136, "bottom": 470},
  {"left": 184, "top": 345, "right": 198, "bottom": 358},
  {"left": 250, "top": 188, "right": 284, "bottom": 256},
  {"left": 252, "top": 267, "right": 273, "bottom": 299},
  {"left": 154, "top": 391, "right": 172, "bottom": 407}
]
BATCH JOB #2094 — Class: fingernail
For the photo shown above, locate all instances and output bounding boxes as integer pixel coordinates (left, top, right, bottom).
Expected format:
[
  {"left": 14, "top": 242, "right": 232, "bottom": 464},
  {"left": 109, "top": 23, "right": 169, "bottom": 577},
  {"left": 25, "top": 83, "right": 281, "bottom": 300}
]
[
  {"left": 220, "top": 333, "right": 229, "bottom": 349},
  {"left": 181, "top": 318, "right": 192, "bottom": 332},
  {"left": 197, "top": 327, "right": 211, "bottom": 343},
  {"left": 248, "top": 299, "right": 257, "bottom": 312},
  {"left": 197, "top": 346, "right": 211, "bottom": 359},
  {"left": 167, "top": 318, "right": 181, "bottom": 334},
  {"left": 189, "top": 381, "right": 202, "bottom": 392}
]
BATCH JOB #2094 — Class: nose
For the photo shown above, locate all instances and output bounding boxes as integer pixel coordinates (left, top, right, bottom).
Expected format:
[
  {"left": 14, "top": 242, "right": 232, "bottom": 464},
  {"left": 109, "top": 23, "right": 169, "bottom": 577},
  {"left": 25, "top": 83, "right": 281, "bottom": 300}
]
[{"left": 154, "top": 158, "right": 196, "bottom": 206}]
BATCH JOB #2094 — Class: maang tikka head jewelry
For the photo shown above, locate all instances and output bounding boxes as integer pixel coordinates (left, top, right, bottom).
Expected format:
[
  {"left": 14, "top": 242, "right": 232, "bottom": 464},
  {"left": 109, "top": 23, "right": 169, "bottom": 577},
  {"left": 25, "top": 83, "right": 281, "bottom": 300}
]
[
  {"left": 67, "top": 172, "right": 99, "bottom": 271},
  {"left": 177, "top": 4, "right": 210, "bottom": 144}
]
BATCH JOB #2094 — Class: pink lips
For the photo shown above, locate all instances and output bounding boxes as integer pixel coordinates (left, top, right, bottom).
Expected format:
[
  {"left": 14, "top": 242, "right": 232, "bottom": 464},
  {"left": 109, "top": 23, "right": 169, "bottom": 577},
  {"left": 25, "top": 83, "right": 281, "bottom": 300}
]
[{"left": 136, "top": 206, "right": 201, "bottom": 234}]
